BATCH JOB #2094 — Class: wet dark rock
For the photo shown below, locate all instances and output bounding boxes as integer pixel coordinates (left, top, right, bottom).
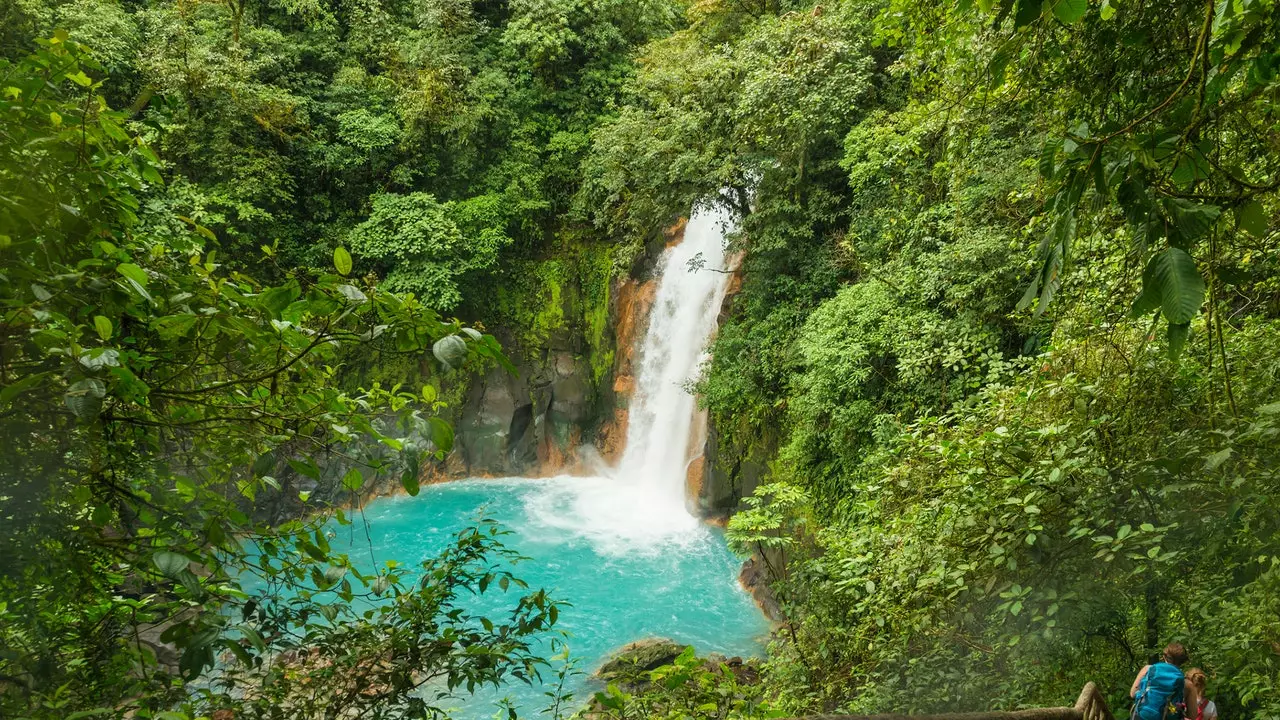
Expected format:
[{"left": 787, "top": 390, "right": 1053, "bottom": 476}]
[
  {"left": 694, "top": 416, "right": 775, "bottom": 519},
  {"left": 739, "top": 554, "right": 784, "bottom": 622},
  {"left": 452, "top": 346, "right": 605, "bottom": 476}
]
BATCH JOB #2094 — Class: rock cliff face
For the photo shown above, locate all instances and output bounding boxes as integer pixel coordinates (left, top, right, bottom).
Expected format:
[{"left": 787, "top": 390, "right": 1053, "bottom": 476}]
[
  {"left": 441, "top": 227, "right": 674, "bottom": 479},
  {"left": 453, "top": 348, "right": 597, "bottom": 476}
]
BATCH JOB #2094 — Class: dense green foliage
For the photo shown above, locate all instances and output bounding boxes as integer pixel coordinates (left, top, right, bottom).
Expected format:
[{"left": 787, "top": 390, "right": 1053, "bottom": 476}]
[
  {"left": 0, "top": 0, "right": 678, "bottom": 325},
  {"left": 580, "top": 0, "right": 1280, "bottom": 717},
  {"left": 4, "top": 0, "right": 1280, "bottom": 717},
  {"left": 0, "top": 35, "right": 568, "bottom": 719}
]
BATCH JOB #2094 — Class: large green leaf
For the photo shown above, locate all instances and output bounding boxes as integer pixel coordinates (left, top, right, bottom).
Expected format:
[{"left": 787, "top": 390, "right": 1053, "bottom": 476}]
[
  {"left": 64, "top": 378, "right": 106, "bottom": 420},
  {"left": 153, "top": 551, "right": 189, "bottom": 578},
  {"left": 1167, "top": 323, "right": 1191, "bottom": 359},
  {"left": 433, "top": 334, "right": 468, "bottom": 370},
  {"left": 401, "top": 465, "right": 421, "bottom": 496},
  {"left": 1146, "top": 247, "right": 1205, "bottom": 324},
  {"left": 1236, "top": 200, "right": 1269, "bottom": 238},
  {"left": 93, "top": 315, "right": 113, "bottom": 341},
  {"left": 152, "top": 314, "right": 198, "bottom": 340},
  {"left": 334, "top": 246, "right": 353, "bottom": 276},
  {"left": 116, "top": 262, "right": 148, "bottom": 289},
  {"left": 1033, "top": 244, "right": 1063, "bottom": 319},
  {"left": 428, "top": 416, "right": 455, "bottom": 453},
  {"left": 258, "top": 282, "right": 301, "bottom": 317},
  {"left": 1049, "top": 0, "right": 1087, "bottom": 23},
  {"left": 342, "top": 467, "right": 364, "bottom": 492},
  {"left": 1014, "top": 0, "right": 1043, "bottom": 26},
  {"left": 1130, "top": 284, "right": 1161, "bottom": 318},
  {"left": 1039, "top": 137, "right": 1061, "bottom": 180},
  {"left": 1162, "top": 198, "right": 1221, "bottom": 245}
]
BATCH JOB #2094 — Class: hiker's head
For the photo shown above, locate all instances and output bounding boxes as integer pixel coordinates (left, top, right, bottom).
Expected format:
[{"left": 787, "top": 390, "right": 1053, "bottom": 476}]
[
  {"left": 1186, "top": 668, "right": 1207, "bottom": 691},
  {"left": 1163, "top": 643, "right": 1189, "bottom": 666}
]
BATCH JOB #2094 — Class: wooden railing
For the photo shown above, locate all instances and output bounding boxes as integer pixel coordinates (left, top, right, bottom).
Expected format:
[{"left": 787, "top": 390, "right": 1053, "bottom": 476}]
[
  {"left": 1073, "top": 683, "right": 1115, "bottom": 720},
  {"left": 795, "top": 682, "right": 1115, "bottom": 720}
]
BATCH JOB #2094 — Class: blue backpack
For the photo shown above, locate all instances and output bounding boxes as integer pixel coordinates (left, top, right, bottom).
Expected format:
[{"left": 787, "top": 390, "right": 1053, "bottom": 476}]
[{"left": 1132, "top": 662, "right": 1186, "bottom": 720}]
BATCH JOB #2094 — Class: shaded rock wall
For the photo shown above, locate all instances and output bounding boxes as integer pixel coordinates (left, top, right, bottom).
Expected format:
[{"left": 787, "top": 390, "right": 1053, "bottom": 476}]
[
  {"left": 694, "top": 417, "right": 775, "bottom": 520},
  {"left": 692, "top": 252, "right": 773, "bottom": 520},
  {"left": 441, "top": 226, "right": 675, "bottom": 479},
  {"left": 454, "top": 344, "right": 598, "bottom": 477}
]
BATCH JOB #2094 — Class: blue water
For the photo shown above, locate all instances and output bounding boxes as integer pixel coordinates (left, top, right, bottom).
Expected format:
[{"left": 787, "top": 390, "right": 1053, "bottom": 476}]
[{"left": 318, "top": 477, "right": 771, "bottom": 718}]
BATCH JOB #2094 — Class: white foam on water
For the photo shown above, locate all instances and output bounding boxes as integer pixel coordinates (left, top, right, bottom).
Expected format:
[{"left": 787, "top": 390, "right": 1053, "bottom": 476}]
[
  {"left": 519, "top": 475, "right": 701, "bottom": 557},
  {"left": 520, "top": 206, "right": 736, "bottom": 556}
]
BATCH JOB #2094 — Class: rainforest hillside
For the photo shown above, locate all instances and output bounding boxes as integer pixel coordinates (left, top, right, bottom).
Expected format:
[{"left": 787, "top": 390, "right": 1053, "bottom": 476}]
[{"left": 2, "top": 0, "right": 1279, "bottom": 718}]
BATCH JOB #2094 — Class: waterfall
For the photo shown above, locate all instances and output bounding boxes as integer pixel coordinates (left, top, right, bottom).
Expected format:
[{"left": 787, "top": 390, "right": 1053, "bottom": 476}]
[
  {"left": 521, "top": 206, "right": 735, "bottom": 555},
  {"left": 615, "top": 208, "right": 734, "bottom": 500}
]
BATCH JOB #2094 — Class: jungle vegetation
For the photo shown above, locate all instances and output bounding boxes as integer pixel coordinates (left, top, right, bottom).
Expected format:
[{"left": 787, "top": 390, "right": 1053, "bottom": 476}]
[{"left": 2, "top": 0, "right": 1279, "bottom": 718}]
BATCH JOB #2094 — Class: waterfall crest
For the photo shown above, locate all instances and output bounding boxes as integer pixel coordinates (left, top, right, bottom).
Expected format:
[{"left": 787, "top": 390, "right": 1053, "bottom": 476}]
[{"left": 521, "top": 207, "right": 734, "bottom": 554}]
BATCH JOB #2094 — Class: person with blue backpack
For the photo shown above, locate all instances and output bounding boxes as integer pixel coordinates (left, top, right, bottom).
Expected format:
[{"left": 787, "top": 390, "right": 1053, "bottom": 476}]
[{"left": 1130, "top": 642, "right": 1200, "bottom": 720}]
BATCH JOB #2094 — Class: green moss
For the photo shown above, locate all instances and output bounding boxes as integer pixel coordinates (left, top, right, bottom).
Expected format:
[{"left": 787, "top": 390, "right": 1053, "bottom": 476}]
[
  {"left": 465, "top": 233, "right": 619, "bottom": 387},
  {"left": 480, "top": 259, "right": 569, "bottom": 359},
  {"left": 337, "top": 344, "right": 475, "bottom": 428},
  {"left": 577, "top": 242, "right": 616, "bottom": 384}
]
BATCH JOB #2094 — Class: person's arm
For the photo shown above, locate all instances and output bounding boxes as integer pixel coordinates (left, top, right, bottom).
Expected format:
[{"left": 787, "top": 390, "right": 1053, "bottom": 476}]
[
  {"left": 1183, "top": 681, "right": 1199, "bottom": 720},
  {"left": 1131, "top": 665, "right": 1150, "bottom": 698},
  {"left": 1204, "top": 700, "right": 1217, "bottom": 720}
]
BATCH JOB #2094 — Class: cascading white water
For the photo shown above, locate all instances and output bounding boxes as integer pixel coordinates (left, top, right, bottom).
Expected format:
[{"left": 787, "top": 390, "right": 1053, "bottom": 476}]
[
  {"left": 615, "top": 208, "right": 734, "bottom": 499},
  {"left": 521, "top": 206, "right": 735, "bottom": 555}
]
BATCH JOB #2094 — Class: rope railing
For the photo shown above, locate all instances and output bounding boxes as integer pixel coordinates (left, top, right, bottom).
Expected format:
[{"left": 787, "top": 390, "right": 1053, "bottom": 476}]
[{"left": 794, "top": 682, "right": 1115, "bottom": 720}]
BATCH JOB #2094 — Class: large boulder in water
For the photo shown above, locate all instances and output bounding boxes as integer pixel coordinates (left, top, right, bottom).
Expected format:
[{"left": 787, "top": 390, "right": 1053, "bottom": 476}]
[
  {"left": 596, "top": 638, "right": 686, "bottom": 685},
  {"left": 592, "top": 639, "right": 763, "bottom": 703}
]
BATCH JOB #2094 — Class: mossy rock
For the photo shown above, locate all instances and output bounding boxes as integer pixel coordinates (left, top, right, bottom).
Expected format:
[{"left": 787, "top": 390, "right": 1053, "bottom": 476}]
[{"left": 596, "top": 638, "right": 685, "bottom": 686}]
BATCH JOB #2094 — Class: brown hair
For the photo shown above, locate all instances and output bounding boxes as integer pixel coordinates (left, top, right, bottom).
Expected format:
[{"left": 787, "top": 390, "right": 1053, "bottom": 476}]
[
  {"left": 1186, "top": 668, "right": 1208, "bottom": 690},
  {"left": 1163, "top": 642, "right": 1189, "bottom": 666}
]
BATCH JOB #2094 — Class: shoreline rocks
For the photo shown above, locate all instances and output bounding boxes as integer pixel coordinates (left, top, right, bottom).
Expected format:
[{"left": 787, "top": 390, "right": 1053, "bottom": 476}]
[
  {"left": 739, "top": 555, "right": 784, "bottom": 622},
  {"left": 591, "top": 637, "right": 763, "bottom": 706}
]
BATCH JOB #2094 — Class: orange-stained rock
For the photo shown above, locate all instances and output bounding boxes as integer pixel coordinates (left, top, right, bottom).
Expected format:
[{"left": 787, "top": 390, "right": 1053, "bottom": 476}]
[
  {"left": 684, "top": 402, "right": 709, "bottom": 504},
  {"left": 536, "top": 426, "right": 582, "bottom": 476},
  {"left": 664, "top": 217, "right": 688, "bottom": 247},
  {"left": 611, "top": 278, "right": 657, "bottom": 381},
  {"left": 540, "top": 439, "right": 566, "bottom": 475},
  {"left": 724, "top": 251, "right": 745, "bottom": 298},
  {"left": 739, "top": 555, "right": 784, "bottom": 622},
  {"left": 612, "top": 374, "right": 634, "bottom": 396},
  {"left": 685, "top": 455, "right": 705, "bottom": 507},
  {"left": 597, "top": 407, "right": 630, "bottom": 464}
]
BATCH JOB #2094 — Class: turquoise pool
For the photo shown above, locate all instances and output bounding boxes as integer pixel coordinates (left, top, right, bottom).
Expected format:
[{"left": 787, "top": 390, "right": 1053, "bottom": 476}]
[{"left": 317, "top": 476, "right": 771, "bottom": 718}]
